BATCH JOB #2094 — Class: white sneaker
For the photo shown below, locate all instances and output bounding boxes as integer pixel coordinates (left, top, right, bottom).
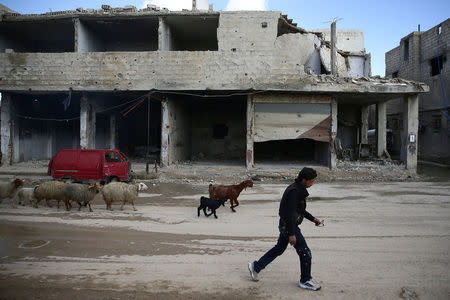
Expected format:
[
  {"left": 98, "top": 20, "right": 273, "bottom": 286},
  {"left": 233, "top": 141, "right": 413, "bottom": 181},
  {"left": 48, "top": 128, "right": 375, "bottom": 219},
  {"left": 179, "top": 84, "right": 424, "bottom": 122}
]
[
  {"left": 248, "top": 262, "right": 259, "bottom": 281},
  {"left": 299, "top": 278, "right": 321, "bottom": 291}
]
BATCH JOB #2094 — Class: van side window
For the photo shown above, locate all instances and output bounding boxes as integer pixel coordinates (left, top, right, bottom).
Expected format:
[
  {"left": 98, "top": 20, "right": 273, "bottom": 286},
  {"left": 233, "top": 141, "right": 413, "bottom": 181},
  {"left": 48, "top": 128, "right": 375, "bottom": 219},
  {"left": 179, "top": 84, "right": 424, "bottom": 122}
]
[{"left": 105, "top": 152, "right": 122, "bottom": 163}]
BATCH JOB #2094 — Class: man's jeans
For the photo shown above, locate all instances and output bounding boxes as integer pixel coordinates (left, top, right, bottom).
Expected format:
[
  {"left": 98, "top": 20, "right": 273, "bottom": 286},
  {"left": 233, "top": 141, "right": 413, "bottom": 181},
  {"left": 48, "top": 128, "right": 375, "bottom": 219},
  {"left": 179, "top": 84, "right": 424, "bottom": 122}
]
[{"left": 253, "top": 219, "right": 312, "bottom": 283}]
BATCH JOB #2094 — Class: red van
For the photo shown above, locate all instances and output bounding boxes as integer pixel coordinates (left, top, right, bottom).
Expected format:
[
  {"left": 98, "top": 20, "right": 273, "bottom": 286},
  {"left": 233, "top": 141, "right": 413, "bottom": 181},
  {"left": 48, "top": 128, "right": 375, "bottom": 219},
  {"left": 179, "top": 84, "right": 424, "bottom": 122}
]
[{"left": 48, "top": 149, "right": 131, "bottom": 182}]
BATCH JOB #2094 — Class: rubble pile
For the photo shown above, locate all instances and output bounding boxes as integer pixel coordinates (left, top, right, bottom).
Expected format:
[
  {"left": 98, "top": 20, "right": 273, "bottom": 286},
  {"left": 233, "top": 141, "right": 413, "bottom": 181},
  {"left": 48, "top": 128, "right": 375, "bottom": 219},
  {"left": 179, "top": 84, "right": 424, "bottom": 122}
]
[{"left": 0, "top": 158, "right": 422, "bottom": 184}]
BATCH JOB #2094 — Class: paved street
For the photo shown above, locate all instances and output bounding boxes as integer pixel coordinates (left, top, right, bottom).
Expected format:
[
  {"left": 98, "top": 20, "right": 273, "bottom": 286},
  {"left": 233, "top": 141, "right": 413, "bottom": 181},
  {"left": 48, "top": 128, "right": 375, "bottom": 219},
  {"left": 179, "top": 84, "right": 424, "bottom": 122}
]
[{"left": 1, "top": 180, "right": 449, "bottom": 299}]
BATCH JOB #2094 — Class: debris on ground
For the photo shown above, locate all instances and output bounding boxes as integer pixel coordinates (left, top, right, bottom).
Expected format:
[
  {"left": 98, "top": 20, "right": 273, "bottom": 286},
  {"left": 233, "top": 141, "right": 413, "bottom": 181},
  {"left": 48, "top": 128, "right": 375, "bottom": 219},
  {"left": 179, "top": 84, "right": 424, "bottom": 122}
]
[
  {"left": 0, "top": 158, "right": 423, "bottom": 185},
  {"left": 400, "top": 287, "right": 418, "bottom": 300}
]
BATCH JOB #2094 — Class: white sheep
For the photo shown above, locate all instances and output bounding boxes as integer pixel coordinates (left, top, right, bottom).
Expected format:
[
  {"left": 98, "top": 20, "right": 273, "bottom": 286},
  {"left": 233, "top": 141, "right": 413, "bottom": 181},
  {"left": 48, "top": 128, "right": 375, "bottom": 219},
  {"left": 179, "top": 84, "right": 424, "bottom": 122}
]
[
  {"left": 0, "top": 178, "right": 24, "bottom": 207},
  {"left": 15, "top": 187, "right": 37, "bottom": 207},
  {"left": 101, "top": 182, "right": 148, "bottom": 211},
  {"left": 33, "top": 181, "right": 67, "bottom": 208},
  {"left": 63, "top": 182, "right": 102, "bottom": 212}
]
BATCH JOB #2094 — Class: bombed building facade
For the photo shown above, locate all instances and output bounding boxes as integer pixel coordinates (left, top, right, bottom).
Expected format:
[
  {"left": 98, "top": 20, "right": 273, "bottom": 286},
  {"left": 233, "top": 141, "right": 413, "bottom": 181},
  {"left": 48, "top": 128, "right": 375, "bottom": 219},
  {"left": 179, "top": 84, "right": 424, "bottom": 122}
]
[
  {"left": 385, "top": 19, "right": 449, "bottom": 165},
  {"left": 0, "top": 4, "right": 428, "bottom": 171}
]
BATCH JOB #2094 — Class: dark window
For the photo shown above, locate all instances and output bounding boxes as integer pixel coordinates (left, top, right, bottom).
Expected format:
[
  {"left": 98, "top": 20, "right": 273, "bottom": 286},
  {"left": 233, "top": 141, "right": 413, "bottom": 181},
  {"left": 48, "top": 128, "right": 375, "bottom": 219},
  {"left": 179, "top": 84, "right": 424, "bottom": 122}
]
[
  {"left": 430, "top": 55, "right": 446, "bottom": 76},
  {"left": 403, "top": 39, "right": 409, "bottom": 61},
  {"left": 105, "top": 152, "right": 122, "bottom": 162},
  {"left": 212, "top": 124, "right": 228, "bottom": 139},
  {"left": 432, "top": 115, "right": 441, "bottom": 132},
  {"left": 392, "top": 71, "right": 399, "bottom": 78}
]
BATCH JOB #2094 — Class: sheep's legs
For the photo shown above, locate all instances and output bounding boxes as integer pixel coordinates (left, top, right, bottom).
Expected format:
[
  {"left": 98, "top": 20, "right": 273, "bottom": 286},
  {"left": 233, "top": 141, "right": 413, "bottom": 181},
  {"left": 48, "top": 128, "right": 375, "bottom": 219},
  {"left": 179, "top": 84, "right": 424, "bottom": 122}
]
[
  {"left": 64, "top": 200, "right": 71, "bottom": 211},
  {"left": 131, "top": 201, "right": 137, "bottom": 211},
  {"left": 45, "top": 199, "right": 53, "bottom": 208},
  {"left": 88, "top": 203, "right": 93, "bottom": 212}
]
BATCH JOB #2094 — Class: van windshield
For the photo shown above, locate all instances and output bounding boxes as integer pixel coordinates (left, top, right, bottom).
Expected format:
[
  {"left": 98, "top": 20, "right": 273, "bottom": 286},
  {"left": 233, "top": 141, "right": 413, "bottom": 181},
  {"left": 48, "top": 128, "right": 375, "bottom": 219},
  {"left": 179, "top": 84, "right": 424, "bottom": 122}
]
[{"left": 105, "top": 152, "right": 123, "bottom": 163}]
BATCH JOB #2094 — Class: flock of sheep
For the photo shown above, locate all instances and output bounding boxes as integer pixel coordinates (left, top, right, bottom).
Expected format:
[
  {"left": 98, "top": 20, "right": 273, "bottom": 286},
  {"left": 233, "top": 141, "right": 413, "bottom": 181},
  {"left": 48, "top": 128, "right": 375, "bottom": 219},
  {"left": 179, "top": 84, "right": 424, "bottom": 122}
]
[{"left": 0, "top": 178, "right": 148, "bottom": 212}]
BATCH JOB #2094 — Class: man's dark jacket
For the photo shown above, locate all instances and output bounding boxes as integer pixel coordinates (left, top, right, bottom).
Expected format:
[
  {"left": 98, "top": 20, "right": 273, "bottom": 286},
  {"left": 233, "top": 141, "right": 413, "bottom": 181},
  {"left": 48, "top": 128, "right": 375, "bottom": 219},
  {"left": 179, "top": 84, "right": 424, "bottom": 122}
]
[{"left": 278, "top": 180, "right": 315, "bottom": 235}]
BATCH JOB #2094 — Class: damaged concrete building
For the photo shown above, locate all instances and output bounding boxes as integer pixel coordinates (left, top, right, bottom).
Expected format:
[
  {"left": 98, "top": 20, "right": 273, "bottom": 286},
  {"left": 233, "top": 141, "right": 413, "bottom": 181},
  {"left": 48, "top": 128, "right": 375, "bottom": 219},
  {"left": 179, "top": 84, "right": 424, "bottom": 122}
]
[
  {"left": 386, "top": 19, "right": 449, "bottom": 165},
  {"left": 0, "top": 4, "right": 428, "bottom": 171}
]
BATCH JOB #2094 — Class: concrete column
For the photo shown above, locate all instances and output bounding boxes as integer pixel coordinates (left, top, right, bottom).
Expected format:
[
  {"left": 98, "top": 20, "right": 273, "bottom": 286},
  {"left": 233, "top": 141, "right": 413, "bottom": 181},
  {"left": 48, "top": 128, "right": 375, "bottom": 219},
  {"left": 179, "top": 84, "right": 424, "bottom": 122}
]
[
  {"left": 80, "top": 95, "right": 96, "bottom": 149},
  {"left": 360, "top": 105, "right": 369, "bottom": 144},
  {"left": 377, "top": 101, "right": 387, "bottom": 157},
  {"left": 73, "top": 18, "right": 79, "bottom": 52},
  {"left": 246, "top": 95, "right": 254, "bottom": 169},
  {"left": 330, "top": 21, "right": 338, "bottom": 76},
  {"left": 89, "top": 104, "right": 96, "bottom": 148},
  {"left": 158, "top": 17, "right": 172, "bottom": 51},
  {"left": 109, "top": 114, "right": 117, "bottom": 149},
  {"left": 1, "top": 93, "right": 13, "bottom": 165},
  {"left": 160, "top": 99, "right": 169, "bottom": 166},
  {"left": 329, "top": 99, "right": 338, "bottom": 169},
  {"left": 401, "top": 94, "right": 419, "bottom": 171}
]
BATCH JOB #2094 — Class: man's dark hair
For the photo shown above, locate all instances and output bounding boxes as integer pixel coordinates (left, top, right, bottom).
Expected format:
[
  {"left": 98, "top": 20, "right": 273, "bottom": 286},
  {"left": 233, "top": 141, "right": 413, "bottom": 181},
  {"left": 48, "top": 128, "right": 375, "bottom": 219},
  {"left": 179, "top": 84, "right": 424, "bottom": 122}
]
[{"left": 297, "top": 167, "right": 317, "bottom": 181}]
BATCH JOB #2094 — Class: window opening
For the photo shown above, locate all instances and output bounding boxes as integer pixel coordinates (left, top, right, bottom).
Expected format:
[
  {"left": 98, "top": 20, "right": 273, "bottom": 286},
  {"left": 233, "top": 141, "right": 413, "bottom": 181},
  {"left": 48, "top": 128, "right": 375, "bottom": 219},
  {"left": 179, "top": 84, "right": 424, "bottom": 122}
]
[
  {"left": 403, "top": 39, "right": 409, "bottom": 61},
  {"left": 430, "top": 55, "right": 446, "bottom": 76}
]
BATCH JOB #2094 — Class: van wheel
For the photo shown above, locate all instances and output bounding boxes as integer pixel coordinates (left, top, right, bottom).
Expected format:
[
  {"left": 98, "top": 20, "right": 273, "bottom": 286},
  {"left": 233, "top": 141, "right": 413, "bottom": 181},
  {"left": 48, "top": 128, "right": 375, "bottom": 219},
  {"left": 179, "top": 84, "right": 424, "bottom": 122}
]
[
  {"left": 61, "top": 175, "right": 75, "bottom": 183},
  {"left": 105, "top": 177, "right": 119, "bottom": 184}
]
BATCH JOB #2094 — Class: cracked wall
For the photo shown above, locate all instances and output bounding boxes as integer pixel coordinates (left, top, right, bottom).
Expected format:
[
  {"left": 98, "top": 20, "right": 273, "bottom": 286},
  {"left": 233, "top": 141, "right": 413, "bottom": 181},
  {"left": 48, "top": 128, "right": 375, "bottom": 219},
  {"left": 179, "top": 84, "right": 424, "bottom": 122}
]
[{"left": 0, "top": 11, "right": 370, "bottom": 92}]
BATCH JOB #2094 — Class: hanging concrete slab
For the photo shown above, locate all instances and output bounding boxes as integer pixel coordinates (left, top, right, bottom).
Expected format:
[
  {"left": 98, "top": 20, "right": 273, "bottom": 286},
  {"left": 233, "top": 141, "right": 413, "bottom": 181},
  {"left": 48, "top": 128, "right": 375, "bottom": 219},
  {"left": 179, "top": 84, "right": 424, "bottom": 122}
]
[
  {"left": 254, "top": 101, "right": 331, "bottom": 143},
  {"left": 320, "top": 46, "right": 348, "bottom": 76}
]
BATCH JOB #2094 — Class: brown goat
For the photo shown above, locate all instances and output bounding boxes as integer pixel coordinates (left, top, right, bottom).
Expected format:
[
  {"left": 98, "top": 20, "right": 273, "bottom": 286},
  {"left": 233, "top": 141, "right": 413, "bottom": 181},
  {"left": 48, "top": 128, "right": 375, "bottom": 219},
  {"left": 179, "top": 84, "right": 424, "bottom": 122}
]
[{"left": 209, "top": 179, "right": 253, "bottom": 212}]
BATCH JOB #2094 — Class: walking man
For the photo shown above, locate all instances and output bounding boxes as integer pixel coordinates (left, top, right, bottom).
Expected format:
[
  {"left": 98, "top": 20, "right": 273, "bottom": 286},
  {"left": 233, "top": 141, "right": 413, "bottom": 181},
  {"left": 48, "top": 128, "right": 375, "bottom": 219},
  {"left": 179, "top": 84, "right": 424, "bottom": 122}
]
[{"left": 248, "top": 167, "right": 322, "bottom": 291}]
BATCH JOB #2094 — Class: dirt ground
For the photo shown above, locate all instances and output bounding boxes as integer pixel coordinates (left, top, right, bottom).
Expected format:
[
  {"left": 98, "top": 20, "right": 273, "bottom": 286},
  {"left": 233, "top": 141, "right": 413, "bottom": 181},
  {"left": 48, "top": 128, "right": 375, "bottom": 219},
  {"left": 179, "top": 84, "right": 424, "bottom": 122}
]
[{"left": 0, "top": 165, "right": 449, "bottom": 300}]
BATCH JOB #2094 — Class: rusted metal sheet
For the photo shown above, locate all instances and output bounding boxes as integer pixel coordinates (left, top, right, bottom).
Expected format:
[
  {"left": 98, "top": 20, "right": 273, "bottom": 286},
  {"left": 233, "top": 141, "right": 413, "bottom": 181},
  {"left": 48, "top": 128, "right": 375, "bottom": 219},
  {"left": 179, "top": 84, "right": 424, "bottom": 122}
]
[
  {"left": 254, "top": 102, "right": 331, "bottom": 142},
  {"left": 298, "top": 116, "right": 331, "bottom": 142}
]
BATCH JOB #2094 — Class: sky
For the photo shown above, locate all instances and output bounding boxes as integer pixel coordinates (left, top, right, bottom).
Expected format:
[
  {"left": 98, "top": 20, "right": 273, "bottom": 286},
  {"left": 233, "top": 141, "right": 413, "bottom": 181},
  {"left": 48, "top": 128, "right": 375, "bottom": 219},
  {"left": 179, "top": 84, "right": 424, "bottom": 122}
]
[{"left": 2, "top": 0, "right": 449, "bottom": 76}]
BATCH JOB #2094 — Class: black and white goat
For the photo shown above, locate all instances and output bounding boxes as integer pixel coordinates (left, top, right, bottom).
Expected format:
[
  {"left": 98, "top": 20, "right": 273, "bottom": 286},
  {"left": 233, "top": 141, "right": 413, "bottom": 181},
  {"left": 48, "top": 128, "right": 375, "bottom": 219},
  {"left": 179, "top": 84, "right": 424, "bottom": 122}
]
[{"left": 197, "top": 196, "right": 227, "bottom": 219}]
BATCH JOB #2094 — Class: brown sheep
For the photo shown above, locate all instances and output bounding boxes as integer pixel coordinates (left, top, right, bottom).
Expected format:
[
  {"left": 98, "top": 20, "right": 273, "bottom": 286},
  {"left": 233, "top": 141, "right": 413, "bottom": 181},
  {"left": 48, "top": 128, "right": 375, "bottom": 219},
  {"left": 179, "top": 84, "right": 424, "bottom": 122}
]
[
  {"left": 33, "top": 181, "right": 67, "bottom": 208},
  {"left": 101, "top": 182, "right": 148, "bottom": 211},
  {"left": 0, "top": 178, "right": 24, "bottom": 207},
  {"left": 209, "top": 179, "right": 253, "bottom": 212}
]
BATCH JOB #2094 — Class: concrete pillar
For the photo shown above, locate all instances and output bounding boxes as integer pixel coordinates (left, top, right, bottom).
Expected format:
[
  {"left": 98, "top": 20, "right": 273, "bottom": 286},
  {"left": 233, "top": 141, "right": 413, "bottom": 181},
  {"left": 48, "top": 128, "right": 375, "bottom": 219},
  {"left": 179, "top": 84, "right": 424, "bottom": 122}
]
[
  {"left": 109, "top": 114, "right": 117, "bottom": 149},
  {"left": 330, "top": 21, "right": 338, "bottom": 76},
  {"left": 401, "top": 94, "right": 419, "bottom": 171},
  {"left": 160, "top": 99, "right": 169, "bottom": 166},
  {"left": 246, "top": 95, "right": 254, "bottom": 169},
  {"left": 1, "top": 93, "right": 13, "bottom": 165},
  {"left": 73, "top": 18, "right": 80, "bottom": 52},
  {"left": 158, "top": 17, "right": 172, "bottom": 51},
  {"left": 330, "top": 99, "right": 338, "bottom": 169},
  {"left": 377, "top": 101, "right": 387, "bottom": 157},
  {"left": 80, "top": 94, "right": 96, "bottom": 149},
  {"left": 360, "top": 105, "right": 369, "bottom": 144}
]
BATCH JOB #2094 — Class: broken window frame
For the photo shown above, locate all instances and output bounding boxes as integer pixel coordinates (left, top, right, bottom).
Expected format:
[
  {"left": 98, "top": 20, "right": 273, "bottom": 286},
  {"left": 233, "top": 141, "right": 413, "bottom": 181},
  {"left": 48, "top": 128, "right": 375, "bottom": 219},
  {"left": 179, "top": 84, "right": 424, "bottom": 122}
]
[{"left": 429, "top": 55, "right": 446, "bottom": 77}]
